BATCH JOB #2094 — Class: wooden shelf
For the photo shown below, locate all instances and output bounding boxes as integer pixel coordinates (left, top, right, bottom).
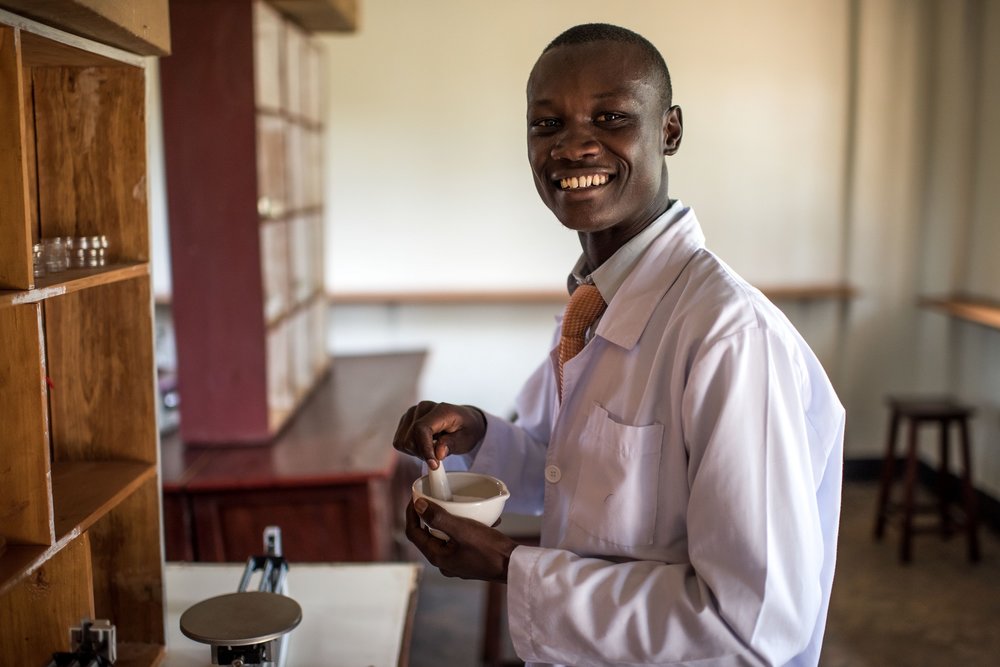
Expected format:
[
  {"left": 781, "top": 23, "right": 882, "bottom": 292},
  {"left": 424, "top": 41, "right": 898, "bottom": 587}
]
[
  {"left": 0, "top": 262, "right": 149, "bottom": 308},
  {"left": 0, "top": 462, "right": 156, "bottom": 597},
  {"left": 326, "top": 283, "right": 859, "bottom": 306},
  {"left": 269, "top": 0, "right": 358, "bottom": 32},
  {"left": 0, "top": 544, "right": 49, "bottom": 597},
  {"left": 51, "top": 461, "right": 157, "bottom": 540},
  {"left": 760, "top": 283, "right": 857, "bottom": 301},
  {"left": 0, "top": 7, "right": 164, "bottom": 661},
  {"left": 919, "top": 294, "right": 1000, "bottom": 331},
  {"left": 0, "top": 7, "right": 146, "bottom": 68},
  {"left": 115, "top": 642, "right": 166, "bottom": 667},
  {"left": 0, "top": 3, "right": 168, "bottom": 58}
]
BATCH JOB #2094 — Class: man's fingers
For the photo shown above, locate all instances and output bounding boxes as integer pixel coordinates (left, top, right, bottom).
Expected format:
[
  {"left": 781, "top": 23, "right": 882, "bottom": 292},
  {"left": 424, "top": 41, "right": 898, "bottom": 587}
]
[
  {"left": 416, "top": 498, "right": 480, "bottom": 543},
  {"left": 405, "top": 501, "right": 447, "bottom": 556},
  {"left": 392, "top": 408, "right": 417, "bottom": 455}
]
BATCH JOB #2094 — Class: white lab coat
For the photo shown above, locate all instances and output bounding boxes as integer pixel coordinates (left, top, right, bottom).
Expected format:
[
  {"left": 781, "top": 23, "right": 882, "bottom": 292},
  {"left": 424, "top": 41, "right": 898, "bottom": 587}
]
[{"left": 465, "top": 207, "right": 845, "bottom": 666}]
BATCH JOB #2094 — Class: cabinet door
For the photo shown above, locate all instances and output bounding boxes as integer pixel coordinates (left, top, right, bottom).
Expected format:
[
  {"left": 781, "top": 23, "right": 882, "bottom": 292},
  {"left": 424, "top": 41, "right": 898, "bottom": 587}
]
[
  {"left": 300, "top": 36, "right": 324, "bottom": 125},
  {"left": 283, "top": 20, "right": 303, "bottom": 118},
  {"left": 309, "top": 294, "right": 328, "bottom": 376},
  {"left": 284, "top": 120, "right": 304, "bottom": 213},
  {"left": 191, "top": 485, "right": 391, "bottom": 562},
  {"left": 260, "top": 219, "right": 290, "bottom": 323},
  {"left": 253, "top": 0, "right": 283, "bottom": 113},
  {"left": 256, "top": 113, "right": 287, "bottom": 218},
  {"left": 287, "top": 215, "right": 314, "bottom": 305},
  {"left": 267, "top": 319, "right": 294, "bottom": 428},
  {"left": 303, "top": 127, "right": 323, "bottom": 210}
]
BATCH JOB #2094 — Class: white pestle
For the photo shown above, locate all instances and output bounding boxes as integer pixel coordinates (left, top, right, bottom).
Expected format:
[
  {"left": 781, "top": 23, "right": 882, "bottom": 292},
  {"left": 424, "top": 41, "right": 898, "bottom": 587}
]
[{"left": 427, "top": 460, "right": 454, "bottom": 501}]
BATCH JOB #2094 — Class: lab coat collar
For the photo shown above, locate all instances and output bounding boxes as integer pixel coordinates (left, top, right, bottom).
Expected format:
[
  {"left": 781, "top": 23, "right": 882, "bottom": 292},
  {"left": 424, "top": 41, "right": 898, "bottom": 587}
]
[{"left": 593, "top": 206, "right": 706, "bottom": 351}]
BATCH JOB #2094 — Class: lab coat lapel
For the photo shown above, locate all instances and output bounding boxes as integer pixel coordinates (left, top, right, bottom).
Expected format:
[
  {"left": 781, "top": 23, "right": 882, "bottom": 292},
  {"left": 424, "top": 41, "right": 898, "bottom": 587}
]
[{"left": 594, "top": 208, "right": 706, "bottom": 351}]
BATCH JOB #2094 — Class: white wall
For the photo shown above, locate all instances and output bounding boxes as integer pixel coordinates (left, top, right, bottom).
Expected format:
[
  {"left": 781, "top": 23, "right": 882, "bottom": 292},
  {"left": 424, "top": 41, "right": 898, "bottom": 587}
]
[
  {"left": 840, "top": 0, "right": 1000, "bottom": 497},
  {"left": 319, "top": 0, "right": 849, "bottom": 294},
  {"left": 319, "top": 0, "right": 852, "bottom": 419},
  {"left": 152, "top": 0, "right": 1000, "bottom": 495}
]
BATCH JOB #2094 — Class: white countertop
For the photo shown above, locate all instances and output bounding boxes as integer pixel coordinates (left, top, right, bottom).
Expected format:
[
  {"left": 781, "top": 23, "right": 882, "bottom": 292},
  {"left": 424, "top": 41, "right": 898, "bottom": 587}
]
[{"left": 163, "top": 562, "right": 421, "bottom": 667}]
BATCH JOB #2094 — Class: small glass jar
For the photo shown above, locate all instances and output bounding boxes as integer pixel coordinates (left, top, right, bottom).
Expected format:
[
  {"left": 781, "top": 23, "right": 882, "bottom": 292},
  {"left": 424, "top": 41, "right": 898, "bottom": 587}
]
[
  {"left": 43, "top": 237, "right": 69, "bottom": 273},
  {"left": 33, "top": 243, "right": 45, "bottom": 278},
  {"left": 71, "top": 236, "right": 88, "bottom": 268},
  {"left": 72, "top": 235, "right": 109, "bottom": 268}
]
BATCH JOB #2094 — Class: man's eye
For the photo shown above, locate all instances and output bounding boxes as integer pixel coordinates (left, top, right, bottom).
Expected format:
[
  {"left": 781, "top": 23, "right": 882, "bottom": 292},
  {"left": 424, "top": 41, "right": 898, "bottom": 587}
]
[
  {"left": 531, "top": 118, "right": 560, "bottom": 128},
  {"left": 595, "top": 112, "right": 626, "bottom": 123}
]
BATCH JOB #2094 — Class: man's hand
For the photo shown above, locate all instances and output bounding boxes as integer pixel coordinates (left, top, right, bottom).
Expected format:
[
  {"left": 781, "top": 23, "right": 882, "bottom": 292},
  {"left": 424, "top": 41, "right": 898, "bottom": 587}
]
[
  {"left": 406, "top": 498, "right": 517, "bottom": 583},
  {"left": 393, "top": 401, "right": 487, "bottom": 469}
]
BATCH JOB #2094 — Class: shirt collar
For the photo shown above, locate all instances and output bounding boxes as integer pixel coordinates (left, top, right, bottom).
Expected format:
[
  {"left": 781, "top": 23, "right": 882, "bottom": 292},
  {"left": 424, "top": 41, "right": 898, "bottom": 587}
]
[
  {"left": 568, "top": 199, "right": 688, "bottom": 303},
  {"left": 593, "top": 203, "right": 707, "bottom": 351}
]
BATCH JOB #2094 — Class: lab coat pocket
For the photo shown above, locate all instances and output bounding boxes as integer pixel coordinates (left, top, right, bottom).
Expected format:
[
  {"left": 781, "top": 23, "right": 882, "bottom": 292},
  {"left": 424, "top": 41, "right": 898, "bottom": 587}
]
[{"left": 569, "top": 404, "right": 664, "bottom": 547}]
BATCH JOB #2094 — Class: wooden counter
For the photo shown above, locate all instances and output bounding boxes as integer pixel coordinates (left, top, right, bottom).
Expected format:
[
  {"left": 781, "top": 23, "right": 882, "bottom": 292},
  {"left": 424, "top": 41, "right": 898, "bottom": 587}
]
[{"left": 161, "top": 351, "right": 426, "bottom": 563}]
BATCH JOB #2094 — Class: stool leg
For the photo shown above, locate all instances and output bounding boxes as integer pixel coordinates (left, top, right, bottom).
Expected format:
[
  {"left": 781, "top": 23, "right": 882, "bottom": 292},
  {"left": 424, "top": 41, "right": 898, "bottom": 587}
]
[
  {"left": 900, "top": 419, "right": 919, "bottom": 563},
  {"left": 481, "top": 581, "right": 504, "bottom": 667},
  {"left": 938, "top": 421, "right": 952, "bottom": 537},
  {"left": 958, "top": 418, "right": 980, "bottom": 563},
  {"left": 874, "top": 410, "right": 901, "bottom": 540}
]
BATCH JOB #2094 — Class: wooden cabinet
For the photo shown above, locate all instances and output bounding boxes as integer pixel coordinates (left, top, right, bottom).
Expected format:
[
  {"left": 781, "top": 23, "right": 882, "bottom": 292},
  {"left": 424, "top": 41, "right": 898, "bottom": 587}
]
[
  {"left": 160, "top": 0, "right": 328, "bottom": 445},
  {"left": 161, "top": 352, "right": 426, "bottom": 564},
  {"left": 0, "top": 8, "right": 164, "bottom": 666}
]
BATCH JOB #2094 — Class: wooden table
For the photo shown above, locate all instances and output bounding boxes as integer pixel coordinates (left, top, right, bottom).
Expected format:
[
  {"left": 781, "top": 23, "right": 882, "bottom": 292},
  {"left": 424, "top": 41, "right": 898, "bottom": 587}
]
[
  {"left": 161, "top": 351, "right": 426, "bottom": 562},
  {"left": 162, "top": 562, "right": 421, "bottom": 666}
]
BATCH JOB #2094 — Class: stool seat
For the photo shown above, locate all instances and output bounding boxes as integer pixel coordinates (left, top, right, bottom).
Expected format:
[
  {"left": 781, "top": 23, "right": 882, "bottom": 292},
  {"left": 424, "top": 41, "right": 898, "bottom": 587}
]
[
  {"left": 886, "top": 396, "right": 975, "bottom": 419},
  {"left": 874, "top": 394, "right": 979, "bottom": 563}
]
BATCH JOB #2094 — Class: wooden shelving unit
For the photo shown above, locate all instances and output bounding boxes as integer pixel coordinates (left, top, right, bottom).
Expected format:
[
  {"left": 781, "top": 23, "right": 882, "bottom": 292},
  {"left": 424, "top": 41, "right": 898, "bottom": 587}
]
[
  {"left": 0, "top": 7, "right": 164, "bottom": 666},
  {"left": 919, "top": 294, "right": 1000, "bottom": 332},
  {"left": 326, "top": 283, "right": 859, "bottom": 306},
  {"left": 160, "top": 0, "right": 329, "bottom": 445}
]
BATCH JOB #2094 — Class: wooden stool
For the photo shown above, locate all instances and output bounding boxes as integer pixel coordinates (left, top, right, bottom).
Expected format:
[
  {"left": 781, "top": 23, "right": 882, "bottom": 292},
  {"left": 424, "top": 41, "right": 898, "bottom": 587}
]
[{"left": 873, "top": 396, "right": 980, "bottom": 563}]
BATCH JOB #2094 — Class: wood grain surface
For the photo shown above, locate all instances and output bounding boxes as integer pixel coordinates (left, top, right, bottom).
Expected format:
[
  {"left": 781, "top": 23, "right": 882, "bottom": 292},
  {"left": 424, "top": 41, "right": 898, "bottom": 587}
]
[
  {"left": 0, "top": 303, "right": 53, "bottom": 546},
  {"left": 51, "top": 460, "right": 156, "bottom": 539},
  {"left": 0, "top": 533, "right": 95, "bottom": 667},
  {"left": 33, "top": 64, "right": 148, "bottom": 261},
  {"left": 0, "top": 25, "right": 31, "bottom": 289},
  {"left": 88, "top": 476, "right": 165, "bottom": 646},
  {"left": 44, "top": 276, "right": 157, "bottom": 464}
]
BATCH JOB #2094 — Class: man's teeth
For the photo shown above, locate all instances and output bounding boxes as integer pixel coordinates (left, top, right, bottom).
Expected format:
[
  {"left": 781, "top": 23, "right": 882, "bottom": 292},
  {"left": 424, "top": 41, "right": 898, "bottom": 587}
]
[{"left": 559, "top": 174, "right": 609, "bottom": 190}]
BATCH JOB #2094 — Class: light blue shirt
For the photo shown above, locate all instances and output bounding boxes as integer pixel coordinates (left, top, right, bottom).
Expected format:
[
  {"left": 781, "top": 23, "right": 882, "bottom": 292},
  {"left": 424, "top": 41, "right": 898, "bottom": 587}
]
[{"left": 569, "top": 200, "right": 688, "bottom": 341}]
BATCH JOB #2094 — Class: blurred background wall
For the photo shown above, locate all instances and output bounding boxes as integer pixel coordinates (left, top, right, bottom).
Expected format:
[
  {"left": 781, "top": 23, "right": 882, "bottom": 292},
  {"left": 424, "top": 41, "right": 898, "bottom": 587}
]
[{"left": 150, "top": 0, "right": 1000, "bottom": 497}]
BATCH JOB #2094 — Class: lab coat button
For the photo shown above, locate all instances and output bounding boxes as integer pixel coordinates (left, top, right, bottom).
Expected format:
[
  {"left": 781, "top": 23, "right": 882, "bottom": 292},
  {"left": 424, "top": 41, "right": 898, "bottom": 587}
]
[{"left": 545, "top": 464, "right": 561, "bottom": 483}]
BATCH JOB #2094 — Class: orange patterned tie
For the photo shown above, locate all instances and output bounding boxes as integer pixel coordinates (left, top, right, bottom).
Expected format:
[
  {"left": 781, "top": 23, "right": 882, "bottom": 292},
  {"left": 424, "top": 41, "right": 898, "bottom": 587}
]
[{"left": 558, "top": 283, "right": 606, "bottom": 399}]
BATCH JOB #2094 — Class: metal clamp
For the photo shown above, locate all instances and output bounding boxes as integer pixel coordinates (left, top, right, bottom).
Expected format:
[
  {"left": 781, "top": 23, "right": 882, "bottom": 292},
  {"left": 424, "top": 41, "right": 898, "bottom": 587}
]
[{"left": 47, "top": 619, "right": 116, "bottom": 667}]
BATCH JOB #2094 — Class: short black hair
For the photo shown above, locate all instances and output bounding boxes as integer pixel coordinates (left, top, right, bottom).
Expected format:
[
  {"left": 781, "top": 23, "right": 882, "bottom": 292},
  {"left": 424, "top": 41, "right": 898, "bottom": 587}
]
[{"left": 543, "top": 23, "right": 673, "bottom": 107}]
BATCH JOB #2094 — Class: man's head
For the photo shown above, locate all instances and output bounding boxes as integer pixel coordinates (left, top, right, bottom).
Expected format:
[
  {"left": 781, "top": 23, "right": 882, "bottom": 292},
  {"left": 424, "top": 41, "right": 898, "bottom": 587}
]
[
  {"left": 543, "top": 24, "right": 673, "bottom": 109},
  {"left": 526, "top": 24, "right": 682, "bottom": 246}
]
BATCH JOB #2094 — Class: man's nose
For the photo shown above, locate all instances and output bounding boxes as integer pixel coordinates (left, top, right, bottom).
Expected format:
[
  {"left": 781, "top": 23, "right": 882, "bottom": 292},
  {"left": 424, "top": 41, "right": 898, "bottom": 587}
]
[{"left": 551, "top": 124, "right": 600, "bottom": 161}]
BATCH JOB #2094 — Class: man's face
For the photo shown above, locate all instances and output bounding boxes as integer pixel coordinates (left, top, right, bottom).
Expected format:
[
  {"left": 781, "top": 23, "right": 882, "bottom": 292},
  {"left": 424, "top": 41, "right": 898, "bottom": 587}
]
[{"left": 526, "top": 41, "right": 680, "bottom": 236}]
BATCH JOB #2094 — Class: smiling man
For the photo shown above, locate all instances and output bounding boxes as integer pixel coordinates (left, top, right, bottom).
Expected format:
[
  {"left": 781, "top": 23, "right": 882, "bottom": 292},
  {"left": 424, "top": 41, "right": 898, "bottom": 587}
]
[{"left": 393, "top": 23, "right": 845, "bottom": 667}]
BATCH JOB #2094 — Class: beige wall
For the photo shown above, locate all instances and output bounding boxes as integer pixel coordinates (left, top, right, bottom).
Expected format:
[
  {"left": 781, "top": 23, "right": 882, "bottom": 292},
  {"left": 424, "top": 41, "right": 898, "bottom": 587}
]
[
  {"left": 839, "top": 0, "right": 1000, "bottom": 497},
  {"left": 319, "top": 0, "right": 1000, "bottom": 498},
  {"left": 319, "top": 0, "right": 850, "bottom": 293},
  {"left": 152, "top": 0, "right": 1000, "bottom": 496}
]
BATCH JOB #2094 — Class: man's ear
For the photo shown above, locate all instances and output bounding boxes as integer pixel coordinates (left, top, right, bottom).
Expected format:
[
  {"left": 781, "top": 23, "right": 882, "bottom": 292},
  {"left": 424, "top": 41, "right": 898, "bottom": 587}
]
[{"left": 663, "top": 105, "right": 683, "bottom": 156}]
